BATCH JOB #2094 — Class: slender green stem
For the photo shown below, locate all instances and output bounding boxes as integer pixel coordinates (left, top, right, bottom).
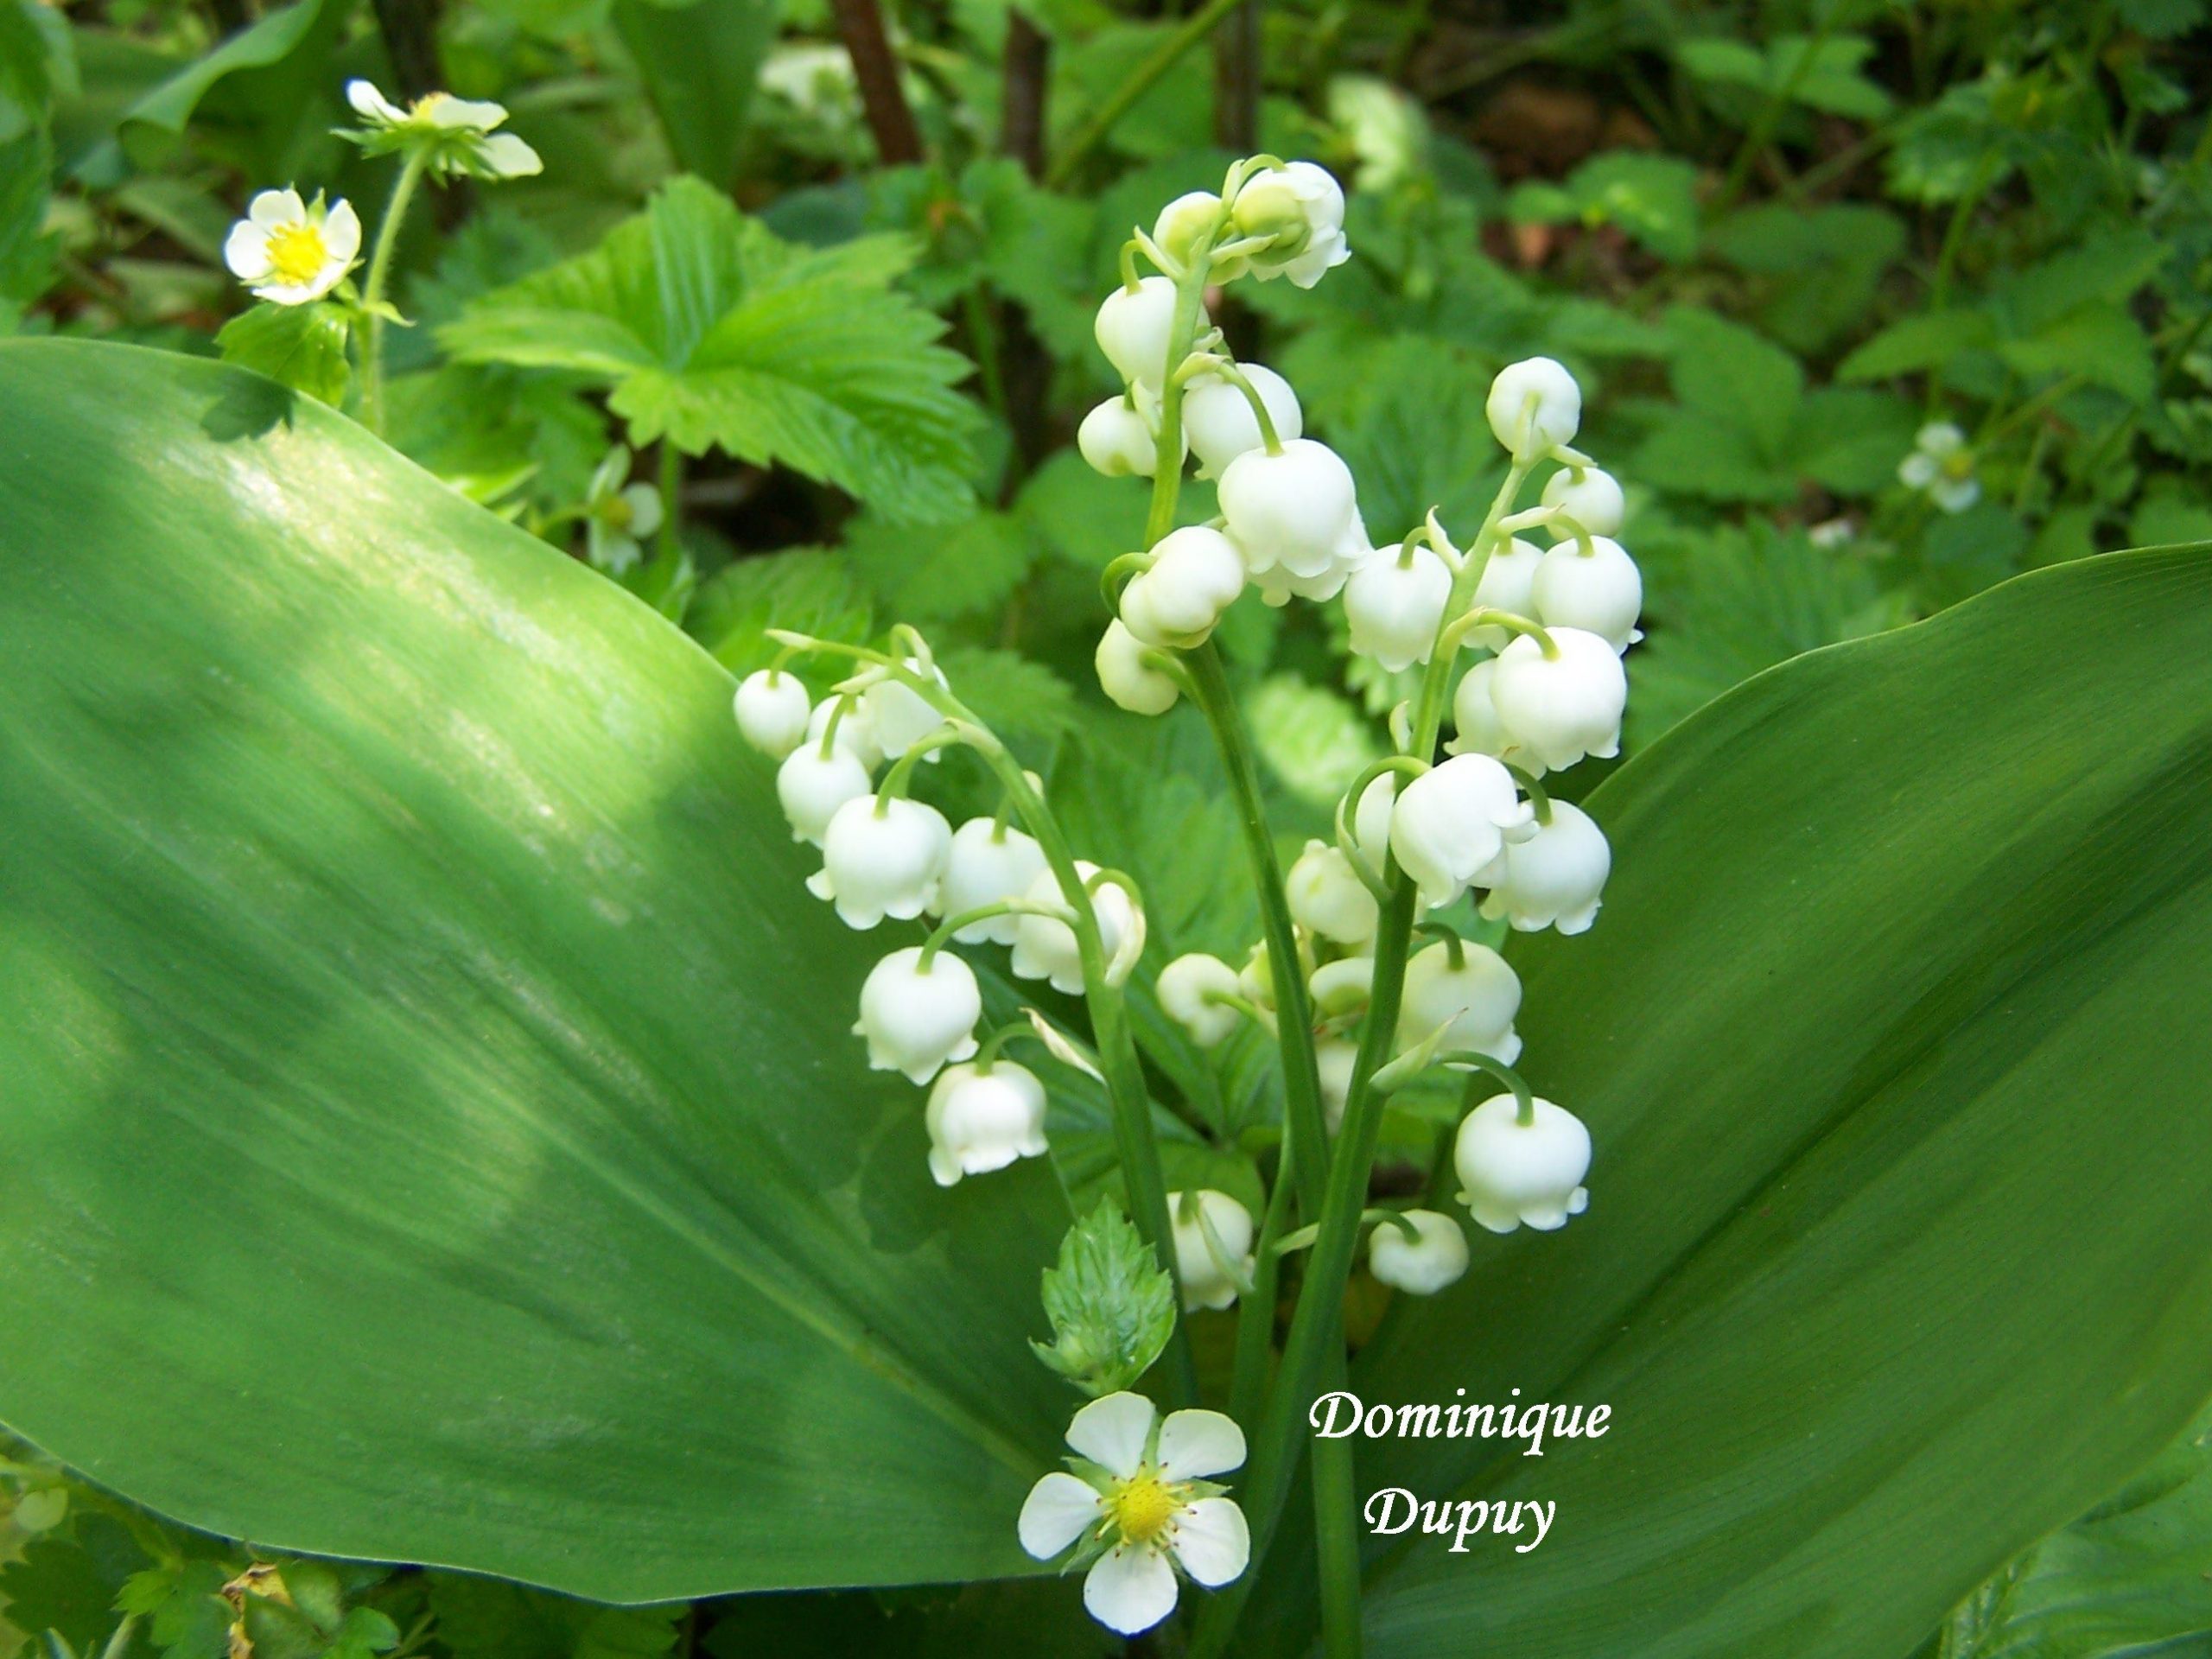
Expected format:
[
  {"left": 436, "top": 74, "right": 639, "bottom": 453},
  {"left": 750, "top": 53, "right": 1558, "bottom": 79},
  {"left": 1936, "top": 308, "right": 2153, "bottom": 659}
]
[
  {"left": 658, "top": 441, "right": 682, "bottom": 563},
  {"left": 1229, "top": 1143, "right": 1296, "bottom": 1423},
  {"left": 1313, "top": 1339, "right": 1364, "bottom": 1656},
  {"left": 1046, "top": 0, "right": 1249, "bottom": 188},
  {"left": 359, "top": 148, "right": 429, "bottom": 437}
]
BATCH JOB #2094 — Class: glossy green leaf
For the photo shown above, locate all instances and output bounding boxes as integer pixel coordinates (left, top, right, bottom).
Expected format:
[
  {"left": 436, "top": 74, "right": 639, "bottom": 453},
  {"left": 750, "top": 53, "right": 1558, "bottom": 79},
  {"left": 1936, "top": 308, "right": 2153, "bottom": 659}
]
[
  {"left": 1251, "top": 542, "right": 2212, "bottom": 1656},
  {"left": 0, "top": 337, "right": 1071, "bottom": 1601},
  {"left": 610, "top": 0, "right": 774, "bottom": 189}
]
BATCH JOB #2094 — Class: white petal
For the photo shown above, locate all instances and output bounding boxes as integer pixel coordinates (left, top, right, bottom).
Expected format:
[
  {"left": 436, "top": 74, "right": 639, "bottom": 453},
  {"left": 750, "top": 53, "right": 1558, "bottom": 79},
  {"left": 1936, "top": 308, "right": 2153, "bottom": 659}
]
[
  {"left": 1170, "top": 1497, "right": 1250, "bottom": 1586},
  {"left": 248, "top": 188, "right": 305, "bottom": 229},
  {"left": 1083, "top": 1544, "right": 1179, "bottom": 1636},
  {"left": 1155, "top": 1408, "right": 1246, "bottom": 1480},
  {"left": 223, "top": 221, "right": 272, "bottom": 280},
  {"left": 1065, "top": 1390, "right": 1157, "bottom": 1478},
  {"left": 1017, "top": 1471, "right": 1101, "bottom": 1560},
  {"left": 321, "top": 199, "right": 362, "bottom": 264},
  {"left": 622, "top": 483, "right": 664, "bottom": 537},
  {"left": 474, "top": 131, "right": 543, "bottom": 178}
]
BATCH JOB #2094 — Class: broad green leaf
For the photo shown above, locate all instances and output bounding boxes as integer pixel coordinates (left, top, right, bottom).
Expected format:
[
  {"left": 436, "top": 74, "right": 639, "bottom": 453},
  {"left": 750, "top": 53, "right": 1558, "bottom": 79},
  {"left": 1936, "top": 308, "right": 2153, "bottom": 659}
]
[
  {"left": 1998, "top": 305, "right": 2157, "bottom": 404},
  {"left": 113, "top": 0, "right": 352, "bottom": 173},
  {"left": 215, "top": 302, "right": 353, "bottom": 408},
  {"left": 685, "top": 544, "right": 875, "bottom": 673},
  {"left": 0, "top": 338, "right": 1071, "bottom": 1601},
  {"left": 1837, "top": 309, "right": 1997, "bottom": 383},
  {"left": 1662, "top": 308, "right": 1802, "bottom": 442},
  {"left": 610, "top": 0, "right": 773, "bottom": 188},
  {"left": 1510, "top": 152, "right": 1700, "bottom": 262},
  {"left": 1251, "top": 542, "right": 2212, "bottom": 1656},
  {"left": 442, "top": 177, "right": 980, "bottom": 523},
  {"left": 0, "top": 0, "right": 73, "bottom": 142}
]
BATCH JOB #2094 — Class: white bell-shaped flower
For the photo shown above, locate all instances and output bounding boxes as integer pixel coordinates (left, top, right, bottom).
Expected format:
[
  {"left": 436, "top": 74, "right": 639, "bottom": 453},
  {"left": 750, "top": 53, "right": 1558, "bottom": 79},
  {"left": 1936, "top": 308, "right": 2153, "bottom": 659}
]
[
  {"left": 1183, "top": 365, "right": 1302, "bottom": 478},
  {"left": 1232, "top": 161, "right": 1351, "bottom": 288},
  {"left": 1342, "top": 539, "right": 1451, "bottom": 671},
  {"left": 1350, "top": 772, "right": 1396, "bottom": 875},
  {"left": 1465, "top": 536, "right": 1543, "bottom": 651},
  {"left": 1488, "top": 627, "right": 1627, "bottom": 772},
  {"left": 925, "top": 1060, "right": 1048, "bottom": 1185},
  {"left": 1120, "top": 526, "right": 1246, "bottom": 649},
  {"left": 1455, "top": 1093, "right": 1591, "bottom": 1234},
  {"left": 1010, "top": 861, "right": 1135, "bottom": 995},
  {"left": 1169, "top": 1190, "right": 1255, "bottom": 1311},
  {"left": 806, "top": 795, "right": 950, "bottom": 928},
  {"left": 1317, "top": 1038, "right": 1359, "bottom": 1133},
  {"left": 1368, "top": 1210, "right": 1470, "bottom": 1295},
  {"left": 1096, "top": 276, "right": 1181, "bottom": 387},
  {"left": 1308, "top": 956, "right": 1373, "bottom": 1018},
  {"left": 733, "top": 669, "right": 811, "bottom": 759},
  {"left": 854, "top": 946, "right": 981, "bottom": 1084},
  {"left": 1154, "top": 190, "right": 1225, "bottom": 269},
  {"left": 1446, "top": 659, "right": 1544, "bottom": 778},
  {"left": 1096, "top": 620, "right": 1180, "bottom": 715},
  {"left": 1238, "top": 940, "right": 1286, "bottom": 1011},
  {"left": 1079, "top": 397, "right": 1168, "bottom": 479},
  {"left": 1486, "top": 357, "right": 1581, "bottom": 459},
  {"left": 1533, "top": 536, "right": 1642, "bottom": 652},
  {"left": 1541, "top": 465, "right": 1624, "bottom": 538},
  {"left": 1217, "top": 438, "right": 1360, "bottom": 581},
  {"left": 1397, "top": 940, "right": 1521, "bottom": 1065},
  {"left": 1285, "top": 839, "right": 1378, "bottom": 945},
  {"left": 1158, "top": 952, "right": 1244, "bottom": 1047},
  {"left": 864, "top": 656, "right": 951, "bottom": 758},
  {"left": 805, "top": 696, "right": 885, "bottom": 770},
  {"left": 1389, "top": 755, "right": 1535, "bottom": 909},
  {"left": 776, "top": 741, "right": 873, "bottom": 846},
  {"left": 934, "top": 818, "right": 1049, "bottom": 944},
  {"left": 1480, "top": 801, "right": 1610, "bottom": 935}
]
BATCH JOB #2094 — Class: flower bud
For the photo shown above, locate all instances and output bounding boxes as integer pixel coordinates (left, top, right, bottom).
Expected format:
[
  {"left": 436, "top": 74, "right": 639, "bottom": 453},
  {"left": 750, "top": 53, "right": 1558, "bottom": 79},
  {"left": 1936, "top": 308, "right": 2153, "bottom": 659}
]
[
  {"left": 806, "top": 794, "right": 950, "bottom": 928},
  {"left": 1096, "top": 620, "right": 1180, "bottom": 715},
  {"left": 1480, "top": 801, "right": 1610, "bottom": 935},
  {"left": 1095, "top": 276, "right": 1181, "bottom": 387},
  {"left": 733, "top": 669, "right": 811, "bottom": 759},
  {"left": 1308, "top": 956, "right": 1373, "bottom": 1018},
  {"left": 1455, "top": 1094, "right": 1591, "bottom": 1234},
  {"left": 1486, "top": 357, "right": 1580, "bottom": 459},
  {"left": 806, "top": 696, "right": 884, "bottom": 770},
  {"left": 1169, "top": 1189, "right": 1255, "bottom": 1311},
  {"left": 1533, "top": 537, "right": 1643, "bottom": 652},
  {"left": 1487, "top": 628, "right": 1626, "bottom": 772},
  {"left": 1078, "top": 397, "right": 1166, "bottom": 479},
  {"left": 1010, "top": 861, "right": 1135, "bottom": 995},
  {"left": 925, "top": 1060, "right": 1048, "bottom": 1185},
  {"left": 855, "top": 945, "right": 981, "bottom": 1084},
  {"left": 1397, "top": 940, "right": 1520, "bottom": 1064},
  {"left": 1350, "top": 773, "right": 1396, "bottom": 874},
  {"left": 1286, "top": 839, "right": 1378, "bottom": 945},
  {"left": 1231, "top": 161, "right": 1351, "bottom": 289},
  {"left": 1541, "top": 465, "right": 1624, "bottom": 539},
  {"left": 935, "top": 818, "right": 1048, "bottom": 944},
  {"left": 1238, "top": 940, "right": 1282, "bottom": 1011},
  {"left": 1389, "top": 755, "right": 1535, "bottom": 910},
  {"left": 1446, "top": 659, "right": 1543, "bottom": 777},
  {"left": 1318, "top": 1038, "right": 1359, "bottom": 1133},
  {"left": 864, "top": 656, "right": 951, "bottom": 759},
  {"left": 1218, "top": 438, "right": 1360, "bottom": 580},
  {"left": 1465, "top": 536, "right": 1543, "bottom": 652},
  {"left": 1120, "top": 525, "right": 1246, "bottom": 649},
  {"left": 1154, "top": 190, "right": 1226, "bottom": 270},
  {"left": 1368, "top": 1210, "right": 1470, "bottom": 1295},
  {"left": 1183, "top": 364, "right": 1302, "bottom": 478},
  {"left": 1343, "top": 539, "right": 1451, "bottom": 671},
  {"left": 1158, "top": 952, "right": 1245, "bottom": 1047},
  {"left": 776, "top": 741, "right": 873, "bottom": 846}
]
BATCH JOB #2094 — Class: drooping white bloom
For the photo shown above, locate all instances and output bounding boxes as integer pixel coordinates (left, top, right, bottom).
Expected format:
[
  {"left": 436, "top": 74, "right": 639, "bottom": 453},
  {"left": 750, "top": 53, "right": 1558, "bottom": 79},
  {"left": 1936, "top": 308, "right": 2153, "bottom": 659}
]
[
  {"left": 854, "top": 946, "right": 981, "bottom": 1084},
  {"left": 1217, "top": 438, "right": 1360, "bottom": 581},
  {"left": 1342, "top": 539, "right": 1451, "bottom": 671},
  {"left": 223, "top": 189, "right": 361, "bottom": 305},
  {"left": 1350, "top": 772, "right": 1397, "bottom": 875},
  {"left": 1231, "top": 160, "right": 1351, "bottom": 288},
  {"left": 1018, "top": 1393, "right": 1250, "bottom": 1637},
  {"left": 862, "top": 656, "right": 951, "bottom": 759},
  {"left": 1396, "top": 939, "right": 1522, "bottom": 1065},
  {"left": 806, "top": 696, "right": 885, "bottom": 770},
  {"left": 1096, "top": 276, "right": 1182, "bottom": 387},
  {"left": 1096, "top": 620, "right": 1180, "bottom": 715},
  {"left": 925, "top": 1061, "right": 1048, "bottom": 1185},
  {"left": 775, "top": 741, "right": 873, "bottom": 846},
  {"left": 1010, "top": 861, "right": 1135, "bottom": 995},
  {"left": 1541, "top": 465, "right": 1625, "bottom": 539},
  {"left": 733, "top": 669, "right": 811, "bottom": 760},
  {"left": 1158, "top": 952, "right": 1244, "bottom": 1047},
  {"left": 342, "top": 79, "right": 542, "bottom": 179},
  {"left": 933, "top": 818, "right": 1048, "bottom": 944},
  {"left": 1368, "top": 1209, "right": 1471, "bottom": 1295},
  {"left": 1249, "top": 517, "right": 1368, "bottom": 606},
  {"left": 1533, "top": 536, "right": 1643, "bottom": 652},
  {"left": 1308, "top": 956, "right": 1373, "bottom": 1018},
  {"left": 1481, "top": 801, "right": 1610, "bottom": 935},
  {"left": 581, "top": 447, "right": 663, "bottom": 573},
  {"left": 1389, "top": 755, "right": 1535, "bottom": 909},
  {"left": 1183, "top": 365, "right": 1302, "bottom": 478},
  {"left": 806, "top": 795, "right": 950, "bottom": 928},
  {"left": 1079, "top": 397, "right": 1174, "bottom": 479},
  {"left": 1455, "top": 1093, "right": 1591, "bottom": 1234},
  {"left": 1487, "top": 628, "right": 1627, "bottom": 772},
  {"left": 1465, "top": 536, "right": 1544, "bottom": 651},
  {"left": 1486, "top": 357, "right": 1581, "bottom": 460},
  {"left": 1899, "top": 421, "right": 1980, "bottom": 513},
  {"left": 1154, "top": 190, "right": 1227, "bottom": 270},
  {"left": 1120, "top": 526, "right": 1247, "bottom": 649},
  {"left": 1317, "top": 1038, "right": 1359, "bottom": 1133},
  {"left": 1168, "top": 1190, "right": 1255, "bottom": 1311},
  {"left": 1285, "top": 839, "right": 1378, "bottom": 945},
  {"left": 1237, "top": 940, "right": 1286, "bottom": 1011},
  {"left": 1446, "top": 658, "right": 1544, "bottom": 777}
]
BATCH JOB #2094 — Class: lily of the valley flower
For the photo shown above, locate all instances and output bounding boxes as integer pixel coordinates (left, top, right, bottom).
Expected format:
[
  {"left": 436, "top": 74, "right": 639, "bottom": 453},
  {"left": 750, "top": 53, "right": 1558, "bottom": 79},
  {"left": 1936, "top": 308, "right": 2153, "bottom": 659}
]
[
  {"left": 1368, "top": 1209, "right": 1471, "bottom": 1295},
  {"left": 223, "top": 189, "right": 360, "bottom": 305},
  {"left": 807, "top": 795, "right": 950, "bottom": 928},
  {"left": 1285, "top": 839, "right": 1378, "bottom": 946},
  {"left": 775, "top": 741, "right": 873, "bottom": 846},
  {"left": 1397, "top": 939, "right": 1522, "bottom": 1065},
  {"left": 582, "top": 448, "right": 664, "bottom": 573},
  {"left": 1343, "top": 536, "right": 1452, "bottom": 671},
  {"left": 1486, "top": 356, "right": 1581, "bottom": 461},
  {"left": 734, "top": 669, "right": 812, "bottom": 760},
  {"left": 1078, "top": 397, "right": 1169, "bottom": 479},
  {"left": 1455, "top": 1093, "right": 1592, "bottom": 1234},
  {"left": 1899, "top": 421, "right": 1980, "bottom": 513},
  {"left": 861, "top": 655, "right": 950, "bottom": 759},
  {"left": 1230, "top": 160, "right": 1351, "bottom": 289},
  {"left": 1096, "top": 620, "right": 1181, "bottom": 715},
  {"left": 1158, "top": 952, "right": 1245, "bottom": 1048},
  {"left": 1485, "top": 628, "right": 1627, "bottom": 772},
  {"left": 1533, "top": 535, "right": 1643, "bottom": 652},
  {"left": 1182, "top": 364, "right": 1302, "bottom": 478},
  {"left": 342, "top": 79, "right": 543, "bottom": 180},
  {"left": 1010, "top": 861, "right": 1136, "bottom": 995},
  {"left": 1540, "top": 464, "right": 1625, "bottom": 538},
  {"left": 1465, "top": 534, "right": 1544, "bottom": 651},
  {"left": 1095, "top": 276, "right": 1181, "bottom": 388},
  {"left": 1480, "top": 801, "right": 1611, "bottom": 935},
  {"left": 1018, "top": 1393, "right": 1251, "bottom": 1637},
  {"left": 925, "top": 1060, "right": 1048, "bottom": 1185},
  {"left": 806, "top": 696, "right": 885, "bottom": 770},
  {"left": 1217, "top": 437, "right": 1363, "bottom": 583},
  {"left": 1167, "top": 1190, "right": 1255, "bottom": 1311},
  {"left": 854, "top": 946, "right": 980, "bottom": 1084},
  {"left": 1446, "top": 659, "right": 1545, "bottom": 777},
  {"left": 932, "top": 818, "right": 1048, "bottom": 944},
  {"left": 1119, "top": 526, "right": 1247, "bottom": 650},
  {"left": 1389, "top": 753, "right": 1535, "bottom": 910}
]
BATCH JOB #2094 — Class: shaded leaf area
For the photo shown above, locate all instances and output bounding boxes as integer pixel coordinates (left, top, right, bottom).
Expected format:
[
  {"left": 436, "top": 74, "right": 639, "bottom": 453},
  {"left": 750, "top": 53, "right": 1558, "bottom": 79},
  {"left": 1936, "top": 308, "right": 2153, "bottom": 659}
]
[
  {"left": 0, "top": 339, "right": 1073, "bottom": 1601},
  {"left": 1240, "top": 543, "right": 2212, "bottom": 1658}
]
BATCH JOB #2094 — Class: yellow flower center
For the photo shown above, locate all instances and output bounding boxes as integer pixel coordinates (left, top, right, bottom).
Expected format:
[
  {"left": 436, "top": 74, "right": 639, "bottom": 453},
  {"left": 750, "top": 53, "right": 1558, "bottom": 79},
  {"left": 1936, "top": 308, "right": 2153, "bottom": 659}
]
[
  {"left": 1105, "top": 1472, "right": 1182, "bottom": 1545},
  {"left": 264, "top": 222, "right": 329, "bottom": 288},
  {"left": 1940, "top": 449, "right": 1974, "bottom": 481}
]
